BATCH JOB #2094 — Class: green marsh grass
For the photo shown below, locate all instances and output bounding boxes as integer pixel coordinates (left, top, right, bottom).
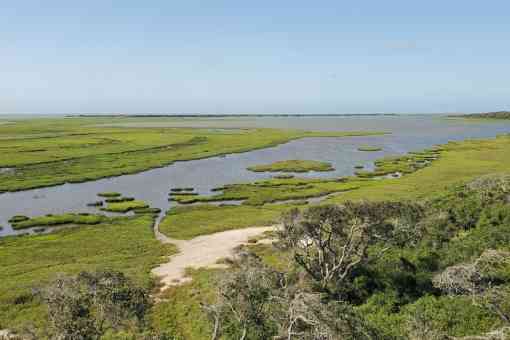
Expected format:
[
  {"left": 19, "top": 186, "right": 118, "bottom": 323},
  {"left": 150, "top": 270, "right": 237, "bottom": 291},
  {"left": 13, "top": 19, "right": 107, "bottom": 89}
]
[
  {"left": 158, "top": 204, "right": 299, "bottom": 240},
  {"left": 247, "top": 159, "right": 334, "bottom": 173},
  {"left": 11, "top": 213, "right": 109, "bottom": 230},
  {"left": 357, "top": 145, "right": 383, "bottom": 152},
  {"left": 101, "top": 199, "right": 149, "bottom": 213},
  {"left": 170, "top": 177, "right": 358, "bottom": 206},
  {"left": 0, "top": 117, "right": 387, "bottom": 192},
  {"left": 0, "top": 214, "right": 176, "bottom": 334}
]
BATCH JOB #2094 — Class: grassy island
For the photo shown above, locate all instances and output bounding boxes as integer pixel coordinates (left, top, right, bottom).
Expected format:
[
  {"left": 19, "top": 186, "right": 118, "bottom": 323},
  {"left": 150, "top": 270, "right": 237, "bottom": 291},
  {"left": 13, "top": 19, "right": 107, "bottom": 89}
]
[
  {"left": 357, "top": 145, "right": 383, "bottom": 152},
  {"left": 247, "top": 159, "right": 334, "bottom": 173},
  {"left": 101, "top": 199, "right": 149, "bottom": 213},
  {"left": 10, "top": 213, "right": 108, "bottom": 230}
]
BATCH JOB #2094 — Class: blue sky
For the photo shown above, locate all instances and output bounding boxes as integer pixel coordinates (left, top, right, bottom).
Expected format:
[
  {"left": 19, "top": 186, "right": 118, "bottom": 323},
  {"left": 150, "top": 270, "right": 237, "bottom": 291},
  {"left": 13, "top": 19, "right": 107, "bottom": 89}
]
[{"left": 1, "top": 0, "right": 509, "bottom": 114}]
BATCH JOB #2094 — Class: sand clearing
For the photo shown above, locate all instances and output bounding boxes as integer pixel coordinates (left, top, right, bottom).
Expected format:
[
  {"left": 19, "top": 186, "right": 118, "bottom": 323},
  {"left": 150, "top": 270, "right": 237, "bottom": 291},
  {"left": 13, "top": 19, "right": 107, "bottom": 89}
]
[{"left": 152, "top": 223, "right": 276, "bottom": 290}]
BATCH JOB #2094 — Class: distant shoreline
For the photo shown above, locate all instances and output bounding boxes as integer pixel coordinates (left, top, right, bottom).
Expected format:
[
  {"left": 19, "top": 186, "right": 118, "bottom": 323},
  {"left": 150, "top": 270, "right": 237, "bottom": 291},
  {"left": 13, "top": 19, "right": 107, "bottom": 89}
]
[
  {"left": 449, "top": 111, "right": 510, "bottom": 120},
  {"left": 68, "top": 113, "right": 402, "bottom": 118}
]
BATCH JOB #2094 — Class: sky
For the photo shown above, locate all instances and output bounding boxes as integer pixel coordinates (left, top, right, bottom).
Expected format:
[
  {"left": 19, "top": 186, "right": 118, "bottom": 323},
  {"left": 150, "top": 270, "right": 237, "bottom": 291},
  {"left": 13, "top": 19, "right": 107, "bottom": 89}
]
[{"left": 1, "top": 0, "right": 510, "bottom": 114}]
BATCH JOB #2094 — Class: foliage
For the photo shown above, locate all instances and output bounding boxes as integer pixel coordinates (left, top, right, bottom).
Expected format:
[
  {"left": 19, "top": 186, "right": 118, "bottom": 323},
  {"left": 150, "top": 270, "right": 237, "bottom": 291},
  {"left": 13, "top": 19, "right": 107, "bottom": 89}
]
[
  {"left": 278, "top": 202, "right": 424, "bottom": 295},
  {"left": 205, "top": 253, "right": 384, "bottom": 340},
  {"left": 193, "top": 174, "right": 510, "bottom": 339}
]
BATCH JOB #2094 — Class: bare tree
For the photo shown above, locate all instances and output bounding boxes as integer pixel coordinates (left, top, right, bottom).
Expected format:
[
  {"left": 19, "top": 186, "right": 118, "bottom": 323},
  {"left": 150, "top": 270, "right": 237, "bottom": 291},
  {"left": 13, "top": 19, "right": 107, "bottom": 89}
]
[
  {"left": 205, "top": 252, "right": 384, "bottom": 340},
  {"left": 277, "top": 202, "right": 423, "bottom": 294},
  {"left": 433, "top": 249, "right": 510, "bottom": 297}
]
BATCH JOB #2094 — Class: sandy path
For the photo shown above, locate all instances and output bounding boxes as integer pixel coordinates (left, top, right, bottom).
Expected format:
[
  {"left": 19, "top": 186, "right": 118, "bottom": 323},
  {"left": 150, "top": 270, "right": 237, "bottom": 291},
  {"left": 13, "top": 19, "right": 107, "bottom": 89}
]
[{"left": 152, "top": 222, "right": 276, "bottom": 289}]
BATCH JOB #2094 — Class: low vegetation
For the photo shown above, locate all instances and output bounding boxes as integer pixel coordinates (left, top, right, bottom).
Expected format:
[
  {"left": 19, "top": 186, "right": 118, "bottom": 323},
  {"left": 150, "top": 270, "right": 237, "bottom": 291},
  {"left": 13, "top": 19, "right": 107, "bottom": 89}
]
[
  {"left": 358, "top": 145, "right": 383, "bottom": 152},
  {"left": 247, "top": 159, "right": 335, "bottom": 173},
  {"left": 10, "top": 213, "right": 109, "bottom": 230},
  {"left": 101, "top": 199, "right": 149, "bottom": 213},
  {"left": 42, "top": 271, "right": 169, "bottom": 339},
  {"left": 0, "top": 214, "right": 176, "bottom": 336},
  {"left": 159, "top": 204, "right": 295, "bottom": 239}
]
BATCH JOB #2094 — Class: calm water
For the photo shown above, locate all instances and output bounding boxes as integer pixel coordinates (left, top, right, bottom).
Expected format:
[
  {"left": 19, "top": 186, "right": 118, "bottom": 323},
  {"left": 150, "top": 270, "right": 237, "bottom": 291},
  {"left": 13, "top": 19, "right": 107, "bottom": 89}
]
[{"left": 2, "top": 115, "right": 510, "bottom": 236}]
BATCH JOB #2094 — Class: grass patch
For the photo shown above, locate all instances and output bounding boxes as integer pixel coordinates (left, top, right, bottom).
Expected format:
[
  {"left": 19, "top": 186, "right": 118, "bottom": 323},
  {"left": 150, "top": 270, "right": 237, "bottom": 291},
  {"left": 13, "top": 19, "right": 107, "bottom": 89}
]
[
  {"left": 0, "top": 214, "right": 176, "bottom": 334},
  {"left": 247, "top": 159, "right": 334, "bottom": 173},
  {"left": 101, "top": 199, "right": 149, "bottom": 213},
  {"left": 159, "top": 204, "right": 297, "bottom": 240},
  {"left": 273, "top": 174, "right": 294, "bottom": 179},
  {"left": 11, "top": 213, "right": 109, "bottom": 230},
  {"left": 151, "top": 268, "right": 222, "bottom": 340},
  {"left": 358, "top": 145, "right": 383, "bottom": 152}
]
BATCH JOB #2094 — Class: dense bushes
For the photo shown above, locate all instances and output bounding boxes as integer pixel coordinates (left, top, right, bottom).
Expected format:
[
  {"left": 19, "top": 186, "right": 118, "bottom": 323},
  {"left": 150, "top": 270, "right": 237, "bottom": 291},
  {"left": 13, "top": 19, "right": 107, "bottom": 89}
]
[
  {"left": 41, "top": 271, "right": 170, "bottom": 340},
  {"left": 205, "top": 174, "right": 510, "bottom": 339}
]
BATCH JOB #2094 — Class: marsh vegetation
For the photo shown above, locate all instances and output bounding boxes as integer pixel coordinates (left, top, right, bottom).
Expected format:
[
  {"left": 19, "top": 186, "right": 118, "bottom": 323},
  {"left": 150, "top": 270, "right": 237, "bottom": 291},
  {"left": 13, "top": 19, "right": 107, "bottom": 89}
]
[
  {"left": 357, "top": 145, "right": 383, "bottom": 152},
  {"left": 247, "top": 159, "right": 335, "bottom": 173},
  {"left": 0, "top": 213, "right": 175, "bottom": 336},
  {"left": 0, "top": 117, "right": 384, "bottom": 192},
  {"left": 2, "top": 116, "right": 510, "bottom": 339}
]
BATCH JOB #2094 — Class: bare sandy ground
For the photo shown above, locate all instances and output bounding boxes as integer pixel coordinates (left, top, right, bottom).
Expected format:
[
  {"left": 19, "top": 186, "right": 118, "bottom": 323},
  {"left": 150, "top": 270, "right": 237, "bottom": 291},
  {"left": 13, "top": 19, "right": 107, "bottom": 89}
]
[{"left": 152, "top": 223, "right": 276, "bottom": 290}]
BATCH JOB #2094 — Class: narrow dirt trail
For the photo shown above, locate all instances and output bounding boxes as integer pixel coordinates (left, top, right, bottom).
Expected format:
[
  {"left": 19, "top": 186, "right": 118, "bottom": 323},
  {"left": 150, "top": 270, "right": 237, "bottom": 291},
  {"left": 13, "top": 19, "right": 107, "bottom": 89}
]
[{"left": 152, "top": 218, "right": 276, "bottom": 289}]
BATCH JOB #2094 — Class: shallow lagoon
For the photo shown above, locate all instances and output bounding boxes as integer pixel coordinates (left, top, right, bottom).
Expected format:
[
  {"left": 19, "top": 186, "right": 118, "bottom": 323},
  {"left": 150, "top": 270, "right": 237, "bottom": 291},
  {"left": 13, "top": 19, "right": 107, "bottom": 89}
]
[{"left": 1, "top": 115, "right": 510, "bottom": 236}]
